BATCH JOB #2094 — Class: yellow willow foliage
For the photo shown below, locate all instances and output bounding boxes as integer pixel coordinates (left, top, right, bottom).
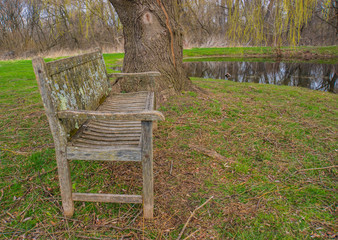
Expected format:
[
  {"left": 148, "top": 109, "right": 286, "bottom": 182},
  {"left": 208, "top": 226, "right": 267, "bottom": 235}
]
[
  {"left": 243, "top": 0, "right": 265, "bottom": 45},
  {"left": 283, "top": 0, "right": 318, "bottom": 45},
  {"left": 226, "top": 0, "right": 322, "bottom": 46},
  {"left": 322, "top": 0, "right": 333, "bottom": 19},
  {"left": 226, "top": 0, "right": 242, "bottom": 43}
]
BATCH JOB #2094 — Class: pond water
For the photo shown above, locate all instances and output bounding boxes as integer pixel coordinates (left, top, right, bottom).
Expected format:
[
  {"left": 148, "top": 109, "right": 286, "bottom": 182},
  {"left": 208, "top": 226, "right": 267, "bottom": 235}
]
[{"left": 183, "top": 61, "right": 337, "bottom": 93}]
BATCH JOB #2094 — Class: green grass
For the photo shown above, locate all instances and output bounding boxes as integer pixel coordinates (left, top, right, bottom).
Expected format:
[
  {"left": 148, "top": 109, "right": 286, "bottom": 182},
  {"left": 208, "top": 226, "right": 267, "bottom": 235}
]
[
  {"left": 183, "top": 46, "right": 274, "bottom": 57},
  {"left": 0, "top": 57, "right": 337, "bottom": 239},
  {"left": 183, "top": 46, "right": 338, "bottom": 57},
  {"left": 183, "top": 56, "right": 338, "bottom": 64}
]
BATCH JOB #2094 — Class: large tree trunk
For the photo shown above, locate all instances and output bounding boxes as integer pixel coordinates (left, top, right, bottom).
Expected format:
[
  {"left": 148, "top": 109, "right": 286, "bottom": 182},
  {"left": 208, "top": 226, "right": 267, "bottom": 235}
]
[{"left": 108, "top": 0, "right": 193, "bottom": 102}]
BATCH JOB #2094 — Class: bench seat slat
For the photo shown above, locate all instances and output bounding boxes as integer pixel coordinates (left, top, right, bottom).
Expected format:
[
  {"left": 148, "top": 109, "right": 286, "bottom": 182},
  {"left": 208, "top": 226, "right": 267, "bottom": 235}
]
[
  {"left": 87, "top": 121, "right": 141, "bottom": 128},
  {"left": 80, "top": 134, "right": 140, "bottom": 142},
  {"left": 73, "top": 138, "right": 140, "bottom": 146},
  {"left": 99, "top": 107, "right": 146, "bottom": 111},
  {"left": 100, "top": 104, "right": 145, "bottom": 107},
  {"left": 83, "top": 126, "right": 141, "bottom": 134},
  {"left": 82, "top": 130, "right": 141, "bottom": 138}
]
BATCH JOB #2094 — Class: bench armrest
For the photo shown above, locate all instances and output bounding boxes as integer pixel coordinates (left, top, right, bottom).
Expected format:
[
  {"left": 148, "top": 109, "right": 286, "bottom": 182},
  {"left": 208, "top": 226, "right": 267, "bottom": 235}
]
[
  {"left": 108, "top": 71, "right": 161, "bottom": 78},
  {"left": 57, "top": 110, "right": 165, "bottom": 121}
]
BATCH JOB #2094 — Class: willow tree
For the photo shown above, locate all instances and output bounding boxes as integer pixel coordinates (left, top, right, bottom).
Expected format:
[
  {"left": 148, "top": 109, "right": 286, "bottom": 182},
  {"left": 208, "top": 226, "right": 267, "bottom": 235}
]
[{"left": 225, "top": 0, "right": 327, "bottom": 46}]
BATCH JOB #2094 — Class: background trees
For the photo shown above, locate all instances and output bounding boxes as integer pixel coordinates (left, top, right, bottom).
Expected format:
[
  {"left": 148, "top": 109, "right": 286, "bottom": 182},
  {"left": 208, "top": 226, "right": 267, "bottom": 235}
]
[{"left": 0, "top": 0, "right": 336, "bottom": 58}]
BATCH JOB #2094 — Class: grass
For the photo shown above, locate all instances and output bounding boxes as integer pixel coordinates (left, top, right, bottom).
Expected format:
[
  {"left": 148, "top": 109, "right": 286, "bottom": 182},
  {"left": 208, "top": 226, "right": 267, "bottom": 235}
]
[
  {"left": 0, "top": 56, "right": 337, "bottom": 239},
  {"left": 184, "top": 46, "right": 274, "bottom": 57},
  {"left": 183, "top": 46, "right": 338, "bottom": 64},
  {"left": 183, "top": 56, "right": 338, "bottom": 64},
  {"left": 183, "top": 46, "right": 338, "bottom": 57}
]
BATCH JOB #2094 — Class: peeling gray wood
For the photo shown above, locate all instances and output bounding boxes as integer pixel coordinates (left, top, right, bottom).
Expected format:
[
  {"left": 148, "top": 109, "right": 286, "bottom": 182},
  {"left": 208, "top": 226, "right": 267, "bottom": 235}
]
[
  {"left": 36, "top": 49, "right": 110, "bottom": 137},
  {"left": 141, "top": 121, "right": 154, "bottom": 219},
  {"left": 146, "top": 92, "right": 155, "bottom": 111},
  {"left": 32, "top": 57, "right": 74, "bottom": 217},
  {"left": 67, "top": 146, "right": 141, "bottom": 161},
  {"left": 72, "top": 193, "right": 142, "bottom": 203}
]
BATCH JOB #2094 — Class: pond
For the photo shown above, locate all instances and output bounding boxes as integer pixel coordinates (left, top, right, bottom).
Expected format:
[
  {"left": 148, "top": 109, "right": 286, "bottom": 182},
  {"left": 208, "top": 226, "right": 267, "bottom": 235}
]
[{"left": 183, "top": 61, "right": 337, "bottom": 93}]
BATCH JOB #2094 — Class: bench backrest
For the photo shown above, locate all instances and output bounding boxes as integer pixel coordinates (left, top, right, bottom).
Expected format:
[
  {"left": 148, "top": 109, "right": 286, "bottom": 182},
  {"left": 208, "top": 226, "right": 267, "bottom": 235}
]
[{"left": 32, "top": 49, "right": 110, "bottom": 138}]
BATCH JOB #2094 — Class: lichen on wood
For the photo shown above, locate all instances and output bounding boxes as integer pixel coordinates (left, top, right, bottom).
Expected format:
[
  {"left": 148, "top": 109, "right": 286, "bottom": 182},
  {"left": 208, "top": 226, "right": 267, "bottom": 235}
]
[{"left": 44, "top": 50, "right": 110, "bottom": 137}]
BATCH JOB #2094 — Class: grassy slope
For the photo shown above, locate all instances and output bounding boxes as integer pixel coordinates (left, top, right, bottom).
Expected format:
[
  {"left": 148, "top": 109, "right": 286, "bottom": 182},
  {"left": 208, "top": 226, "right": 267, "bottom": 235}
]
[
  {"left": 183, "top": 46, "right": 338, "bottom": 64},
  {"left": 0, "top": 55, "right": 337, "bottom": 239}
]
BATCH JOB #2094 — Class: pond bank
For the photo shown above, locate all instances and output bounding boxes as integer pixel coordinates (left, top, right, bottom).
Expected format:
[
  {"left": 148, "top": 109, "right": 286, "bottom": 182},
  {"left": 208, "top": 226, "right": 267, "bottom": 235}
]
[
  {"left": 183, "top": 61, "right": 337, "bottom": 93},
  {"left": 183, "top": 46, "right": 338, "bottom": 64}
]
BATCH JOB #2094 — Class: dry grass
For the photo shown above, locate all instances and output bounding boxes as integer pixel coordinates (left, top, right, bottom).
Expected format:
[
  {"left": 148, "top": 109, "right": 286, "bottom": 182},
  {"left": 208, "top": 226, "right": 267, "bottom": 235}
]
[{"left": 43, "top": 46, "right": 124, "bottom": 59}]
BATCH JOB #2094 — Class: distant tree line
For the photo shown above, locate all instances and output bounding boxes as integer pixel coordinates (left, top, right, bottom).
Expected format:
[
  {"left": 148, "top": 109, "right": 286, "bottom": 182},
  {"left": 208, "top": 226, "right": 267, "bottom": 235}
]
[{"left": 0, "top": 0, "right": 336, "bottom": 58}]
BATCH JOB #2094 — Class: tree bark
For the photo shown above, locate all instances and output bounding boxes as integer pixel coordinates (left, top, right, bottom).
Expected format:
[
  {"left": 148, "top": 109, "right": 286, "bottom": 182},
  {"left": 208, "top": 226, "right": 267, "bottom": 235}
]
[{"left": 108, "top": 0, "right": 193, "bottom": 103}]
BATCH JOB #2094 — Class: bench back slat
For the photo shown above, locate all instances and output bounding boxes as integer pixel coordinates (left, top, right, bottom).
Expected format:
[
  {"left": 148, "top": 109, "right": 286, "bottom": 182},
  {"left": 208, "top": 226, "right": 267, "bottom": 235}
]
[
  {"left": 33, "top": 49, "right": 110, "bottom": 138},
  {"left": 46, "top": 51, "right": 103, "bottom": 76}
]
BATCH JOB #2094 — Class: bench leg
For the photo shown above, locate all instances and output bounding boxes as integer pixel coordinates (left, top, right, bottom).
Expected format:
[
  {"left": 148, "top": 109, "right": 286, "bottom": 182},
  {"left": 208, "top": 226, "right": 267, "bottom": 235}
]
[
  {"left": 141, "top": 121, "right": 154, "bottom": 219},
  {"left": 55, "top": 150, "right": 74, "bottom": 217}
]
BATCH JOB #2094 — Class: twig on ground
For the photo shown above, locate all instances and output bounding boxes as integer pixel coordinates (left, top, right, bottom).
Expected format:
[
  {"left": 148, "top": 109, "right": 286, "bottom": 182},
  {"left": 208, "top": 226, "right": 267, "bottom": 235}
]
[
  {"left": 296, "top": 165, "right": 337, "bottom": 173},
  {"left": 0, "top": 189, "right": 3, "bottom": 201},
  {"left": 19, "top": 195, "right": 35, "bottom": 221},
  {"left": 7, "top": 103, "right": 42, "bottom": 112},
  {"left": 77, "top": 236, "right": 106, "bottom": 240},
  {"left": 176, "top": 196, "right": 214, "bottom": 240},
  {"left": 188, "top": 145, "right": 234, "bottom": 162},
  {"left": 1, "top": 148, "right": 30, "bottom": 156},
  {"left": 127, "top": 210, "right": 142, "bottom": 226},
  {"left": 169, "top": 160, "right": 173, "bottom": 175},
  {"left": 183, "top": 228, "right": 201, "bottom": 240}
]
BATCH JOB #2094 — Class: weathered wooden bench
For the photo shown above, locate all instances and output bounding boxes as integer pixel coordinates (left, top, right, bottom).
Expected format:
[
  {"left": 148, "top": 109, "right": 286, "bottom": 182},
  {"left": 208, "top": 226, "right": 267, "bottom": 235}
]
[{"left": 32, "top": 49, "right": 164, "bottom": 219}]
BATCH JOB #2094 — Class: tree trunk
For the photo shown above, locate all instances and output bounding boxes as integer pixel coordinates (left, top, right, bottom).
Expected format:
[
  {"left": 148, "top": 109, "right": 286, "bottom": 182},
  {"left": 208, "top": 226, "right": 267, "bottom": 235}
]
[{"left": 108, "top": 0, "right": 193, "bottom": 103}]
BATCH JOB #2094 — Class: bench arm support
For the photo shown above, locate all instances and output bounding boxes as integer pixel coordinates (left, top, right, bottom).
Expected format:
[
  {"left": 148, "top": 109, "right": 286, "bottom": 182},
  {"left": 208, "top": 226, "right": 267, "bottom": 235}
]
[
  {"left": 108, "top": 71, "right": 161, "bottom": 78},
  {"left": 57, "top": 110, "right": 165, "bottom": 121}
]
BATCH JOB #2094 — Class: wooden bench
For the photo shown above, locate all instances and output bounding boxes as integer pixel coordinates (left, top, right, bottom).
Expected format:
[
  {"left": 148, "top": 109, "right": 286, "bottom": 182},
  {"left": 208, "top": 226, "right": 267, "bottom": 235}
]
[{"left": 32, "top": 49, "right": 164, "bottom": 219}]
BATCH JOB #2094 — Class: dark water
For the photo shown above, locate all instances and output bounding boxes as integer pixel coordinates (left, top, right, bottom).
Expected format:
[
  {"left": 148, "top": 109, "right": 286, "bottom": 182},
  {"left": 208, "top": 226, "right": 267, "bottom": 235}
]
[{"left": 183, "top": 61, "right": 337, "bottom": 93}]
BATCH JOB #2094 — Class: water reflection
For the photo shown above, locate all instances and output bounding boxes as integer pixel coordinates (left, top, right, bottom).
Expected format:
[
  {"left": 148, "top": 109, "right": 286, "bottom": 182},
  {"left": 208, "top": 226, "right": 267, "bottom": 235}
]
[{"left": 183, "top": 61, "right": 337, "bottom": 93}]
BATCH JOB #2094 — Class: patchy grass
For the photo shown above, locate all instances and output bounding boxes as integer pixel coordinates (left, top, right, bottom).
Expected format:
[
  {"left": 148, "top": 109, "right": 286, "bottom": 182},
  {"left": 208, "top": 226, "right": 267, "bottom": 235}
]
[{"left": 0, "top": 59, "right": 337, "bottom": 239}]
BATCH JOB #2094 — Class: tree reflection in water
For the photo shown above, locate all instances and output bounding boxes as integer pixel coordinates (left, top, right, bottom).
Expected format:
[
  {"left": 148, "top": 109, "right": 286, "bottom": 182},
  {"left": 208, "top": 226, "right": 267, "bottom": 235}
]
[{"left": 183, "top": 61, "right": 337, "bottom": 93}]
